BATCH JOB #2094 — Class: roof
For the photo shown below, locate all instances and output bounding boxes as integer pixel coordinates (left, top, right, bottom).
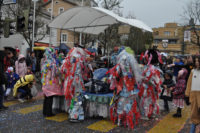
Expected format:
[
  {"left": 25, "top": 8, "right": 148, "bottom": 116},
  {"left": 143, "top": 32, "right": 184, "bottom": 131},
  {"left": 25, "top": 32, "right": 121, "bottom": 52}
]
[
  {"left": 49, "top": 6, "right": 153, "bottom": 35},
  {"left": 42, "top": 0, "right": 77, "bottom": 7}
]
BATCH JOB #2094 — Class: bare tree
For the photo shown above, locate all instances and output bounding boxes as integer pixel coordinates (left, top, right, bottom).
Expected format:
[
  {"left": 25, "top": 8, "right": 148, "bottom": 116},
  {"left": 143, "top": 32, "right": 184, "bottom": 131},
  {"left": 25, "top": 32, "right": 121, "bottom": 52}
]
[
  {"left": 2, "top": 0, "right": 48, "bottom": 51},
  {"left": 182, "top": 0, "right": 200, "bottom": 52}
]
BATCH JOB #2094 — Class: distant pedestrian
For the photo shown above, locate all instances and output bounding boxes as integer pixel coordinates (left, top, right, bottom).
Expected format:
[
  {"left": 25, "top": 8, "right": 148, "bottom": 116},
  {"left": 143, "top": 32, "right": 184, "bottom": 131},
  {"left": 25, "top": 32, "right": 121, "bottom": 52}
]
[
  {"left": 185, "top": 57, "right": 200, "bottom": 133},
  {"left": 0, "top": 51, "right": 8, "bottom": 110},
  {"left": 15, "top": 54, "right": 27, "bottom": 77},
  {"left": 30, "top": 52, "right": 37, "bottom": 73},
  {"left": 171, "top": 68, "right": 188, "bottom": 118}
]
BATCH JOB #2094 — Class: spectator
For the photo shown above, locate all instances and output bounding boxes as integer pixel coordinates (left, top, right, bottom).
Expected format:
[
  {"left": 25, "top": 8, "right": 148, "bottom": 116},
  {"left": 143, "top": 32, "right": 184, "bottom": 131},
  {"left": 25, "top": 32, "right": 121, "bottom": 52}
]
[
  {"left": 171, "top": 68, "right": 188, "bottom": 118},
  {"left": 185, "top": 57, "right": 200, "bottom": 133},
  {"left": 15, "top": 54, "right": 27, "bottom": 77},
  {"left": 168, "top": 56, "right": 184, "bottom": 82},
  {"left": 0, "top": 51, "right": 8, "bottom": 110},
  {"left": 184, "top": 55, "right": 194, "bottom": 83},
  {"left": 26, "top": 51, "right": 32, "bottom": 67},
  {"left": 30, "top": 52, "right": 37, "bottom": 73},
  {"left": 97, "top": 45, "right": 102, "bottom": 56},
  {"left": 3, "top": 50, "right": 15, "bottom": 71}
]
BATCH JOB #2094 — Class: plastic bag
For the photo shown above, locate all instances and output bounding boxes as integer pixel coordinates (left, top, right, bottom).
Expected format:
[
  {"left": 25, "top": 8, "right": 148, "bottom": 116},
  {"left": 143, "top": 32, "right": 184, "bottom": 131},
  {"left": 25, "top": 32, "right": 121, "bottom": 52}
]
[{"left": 31, "top": 85, "right": 38, "bottom": 97}]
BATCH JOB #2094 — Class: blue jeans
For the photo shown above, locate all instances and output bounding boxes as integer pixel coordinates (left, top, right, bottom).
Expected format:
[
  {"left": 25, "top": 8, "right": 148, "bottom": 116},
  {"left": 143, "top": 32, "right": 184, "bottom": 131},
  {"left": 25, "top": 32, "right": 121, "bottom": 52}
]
[
  {"left": 0, "top": 85, "right": 4, "bottom": 108},
  {"left": 190, "top": 123, "right": 196, "bottom": 133}
]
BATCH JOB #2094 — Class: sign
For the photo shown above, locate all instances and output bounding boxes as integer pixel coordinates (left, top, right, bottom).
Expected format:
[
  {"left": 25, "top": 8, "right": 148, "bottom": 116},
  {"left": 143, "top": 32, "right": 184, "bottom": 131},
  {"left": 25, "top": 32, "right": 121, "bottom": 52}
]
[
  {"left": 3, "top": 0, "right": 16, "bottom": 4},
  {"left": 184, "top": 30, "right": 191, "bottom": 42},
  {"left": 118, "top": 25, "right": 130, "bottom": 34},
  {"left": 162, "top": 39, "right": 168, "bottom": 48}
]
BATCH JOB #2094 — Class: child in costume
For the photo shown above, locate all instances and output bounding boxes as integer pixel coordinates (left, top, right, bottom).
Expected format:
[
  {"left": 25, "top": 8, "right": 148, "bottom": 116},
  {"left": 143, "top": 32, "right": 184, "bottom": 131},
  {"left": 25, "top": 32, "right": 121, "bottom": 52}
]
[
  {"left": 171, "top": 68, "right": 188, "bottom": 118},
  {"left": 41, "top": 48, "right": 63, "bottom": 116},
  {"left": 160, "top": 70, "right": 175, "bottom": 112},
  {"left": 107, "top": 47, "right": 142, "bottom": 129},
  {"left": 13, "top": 74, "right": 35, "bottom": 102},
  {"left": 5, "top": 67, "right": 19, "bottom": 99},
  {"left": 139, "top": 48, "right": 163, "bottom": 120}
]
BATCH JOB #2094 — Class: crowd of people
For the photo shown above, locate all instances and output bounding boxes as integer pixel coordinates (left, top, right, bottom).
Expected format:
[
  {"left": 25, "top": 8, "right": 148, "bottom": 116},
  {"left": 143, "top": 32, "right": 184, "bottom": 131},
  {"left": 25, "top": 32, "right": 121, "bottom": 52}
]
[
  {"left": 0, "top": 45, "right": 199, "bottom": 132},
  {"left": 0, "top": 48, "right": 39, "bottom": 108}
]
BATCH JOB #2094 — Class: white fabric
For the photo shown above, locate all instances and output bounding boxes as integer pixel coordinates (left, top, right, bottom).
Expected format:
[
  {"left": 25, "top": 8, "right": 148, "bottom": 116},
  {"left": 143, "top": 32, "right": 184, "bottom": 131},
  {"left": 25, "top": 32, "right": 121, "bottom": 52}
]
[
  {"left": 49, "top": 7, "right": 152, "bottom": 35},
  {"left": 5, "top": 88, "right": 11, "bottom": 96},
  {"left": 191, "top": 69, "right": 200, "bottom": 91}
]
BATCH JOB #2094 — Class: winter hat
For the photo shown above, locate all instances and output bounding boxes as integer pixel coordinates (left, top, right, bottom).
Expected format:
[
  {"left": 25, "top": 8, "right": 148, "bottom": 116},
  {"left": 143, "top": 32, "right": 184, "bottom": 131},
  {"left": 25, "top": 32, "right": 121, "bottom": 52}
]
[{"left": 7, "top": 67, "right": 14, "bottom": 73}]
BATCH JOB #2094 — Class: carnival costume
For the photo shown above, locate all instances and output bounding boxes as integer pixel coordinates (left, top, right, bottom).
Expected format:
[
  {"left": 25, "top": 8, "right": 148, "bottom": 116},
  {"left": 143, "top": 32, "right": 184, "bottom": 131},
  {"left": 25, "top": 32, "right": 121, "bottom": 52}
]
[
  {"left": 41, "top": 48, "right": 63, "bottom": 116},
  {"left": 139, "top": 49, "right": 163, "bottom": 119},
  {"left": 107, "top": 47, "right": 142, "bottom": 129},
  {"left": 61, "top": 47, "right": 91, "bottom": 121}
]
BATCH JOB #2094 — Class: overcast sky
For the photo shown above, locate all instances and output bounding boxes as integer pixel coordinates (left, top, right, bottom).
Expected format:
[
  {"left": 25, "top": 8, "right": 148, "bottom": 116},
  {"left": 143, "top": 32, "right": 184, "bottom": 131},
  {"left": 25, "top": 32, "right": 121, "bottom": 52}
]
[{"left": 121, "top": 0, "right": 189, "bottom": 28}]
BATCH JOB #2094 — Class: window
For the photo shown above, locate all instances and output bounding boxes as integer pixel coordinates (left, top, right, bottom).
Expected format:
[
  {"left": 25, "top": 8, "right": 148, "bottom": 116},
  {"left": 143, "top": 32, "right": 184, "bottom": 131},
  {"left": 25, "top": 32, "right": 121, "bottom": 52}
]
[
  {"left": 48, "top": 8, "right": 52, "bottom": 12},
  {"left": 164, "top": 31, "right": 170, "bottom": 36},
  {"left": 61, "top": 33, "right": 68, "bottom": 43},
  {"left": 58, "top": 7, "right": 64, "bottom": 14}
]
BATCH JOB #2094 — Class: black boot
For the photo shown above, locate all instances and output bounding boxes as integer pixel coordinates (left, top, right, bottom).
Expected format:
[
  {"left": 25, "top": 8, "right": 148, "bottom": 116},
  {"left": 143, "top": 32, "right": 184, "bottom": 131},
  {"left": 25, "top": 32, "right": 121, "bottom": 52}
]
[{"left": 173, "top": 108, "right": 181, "bottom": 118}]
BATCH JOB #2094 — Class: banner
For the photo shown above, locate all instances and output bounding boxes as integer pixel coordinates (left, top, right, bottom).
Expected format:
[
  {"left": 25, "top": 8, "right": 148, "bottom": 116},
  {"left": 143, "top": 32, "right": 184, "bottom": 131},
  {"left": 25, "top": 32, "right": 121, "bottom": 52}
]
[{"left": 184, "top": 30, "right": 191, "bottom": 42}]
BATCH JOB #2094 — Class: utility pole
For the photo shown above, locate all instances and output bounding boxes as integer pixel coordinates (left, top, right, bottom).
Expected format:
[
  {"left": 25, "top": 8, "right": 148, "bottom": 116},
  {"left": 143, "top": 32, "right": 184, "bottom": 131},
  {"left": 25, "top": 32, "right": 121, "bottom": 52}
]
[{"left": 32, "top": 0, "right": 38, "bottom": 52}]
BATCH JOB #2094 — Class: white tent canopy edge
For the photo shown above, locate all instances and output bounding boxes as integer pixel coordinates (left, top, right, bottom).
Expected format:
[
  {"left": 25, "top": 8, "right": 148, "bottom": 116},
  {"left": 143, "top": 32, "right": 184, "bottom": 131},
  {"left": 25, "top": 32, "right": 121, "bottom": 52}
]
[{"left": 49, "top": 6, "right": 153, "bottom": 35}]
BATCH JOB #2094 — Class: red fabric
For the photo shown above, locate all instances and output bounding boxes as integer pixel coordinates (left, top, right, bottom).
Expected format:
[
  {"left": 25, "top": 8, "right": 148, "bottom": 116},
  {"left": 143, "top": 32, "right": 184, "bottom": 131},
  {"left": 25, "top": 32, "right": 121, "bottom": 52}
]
[{"left": 43, "top": 0, "right": 48, "bottom": 2}]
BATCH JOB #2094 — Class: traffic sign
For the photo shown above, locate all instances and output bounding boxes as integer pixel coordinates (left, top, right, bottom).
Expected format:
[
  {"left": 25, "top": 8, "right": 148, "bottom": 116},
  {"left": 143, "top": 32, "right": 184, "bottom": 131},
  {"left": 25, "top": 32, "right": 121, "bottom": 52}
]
[{"left": 3, "top": 0, "right": 16, "bottom": 4}]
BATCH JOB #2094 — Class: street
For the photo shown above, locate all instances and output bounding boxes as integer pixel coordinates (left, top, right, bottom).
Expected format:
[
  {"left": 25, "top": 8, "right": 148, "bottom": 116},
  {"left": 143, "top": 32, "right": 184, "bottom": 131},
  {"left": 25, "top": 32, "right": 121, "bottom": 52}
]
[{"left": 0, "top": 95, "right": 191, "bottom": 133}]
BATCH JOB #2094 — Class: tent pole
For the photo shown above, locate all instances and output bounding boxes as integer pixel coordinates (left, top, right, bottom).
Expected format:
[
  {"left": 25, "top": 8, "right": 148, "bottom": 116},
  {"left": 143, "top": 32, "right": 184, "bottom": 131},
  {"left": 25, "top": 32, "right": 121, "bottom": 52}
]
[
  {"left": 59, "top": 29, "right": 62, "bottom": 51},
  {"left": 104, "top": 30, "right": 106, "bottom": 55}
]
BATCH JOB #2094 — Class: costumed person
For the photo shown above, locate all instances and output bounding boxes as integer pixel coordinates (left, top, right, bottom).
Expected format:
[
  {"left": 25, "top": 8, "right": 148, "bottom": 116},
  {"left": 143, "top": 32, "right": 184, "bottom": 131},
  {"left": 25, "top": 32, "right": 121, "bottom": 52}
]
[
  {"left": 13, "top": 74, "right": 35, "bottom": 102},
  {"left": 41, "top": 48, "right": 63, "bottom": 117},
  {"left": 61, "top": 47, "right": 91, "bottom": 122},
  {"left": 160, "top": 70, "right": 175, "bottom": 112},
  {"left": 5, "top": 67, "right": 19, "bottom": 100},
  {"left": 0, "top": 50, "right": 8, "bottom": 110},
  {"left": 15, "top": 54, "right": 27, "bottom": 77},
  {"left": 139, "top": 47, "right": 163, "bottom": 120},
  {"left": 185, "top": 57, "right": 200, "bottom": 133},
  {"left": 171, "top": 68, "right": 188, "bottom": 118},
  {"left": 107, "top": 47, "right": 142, "bottom": 129}
]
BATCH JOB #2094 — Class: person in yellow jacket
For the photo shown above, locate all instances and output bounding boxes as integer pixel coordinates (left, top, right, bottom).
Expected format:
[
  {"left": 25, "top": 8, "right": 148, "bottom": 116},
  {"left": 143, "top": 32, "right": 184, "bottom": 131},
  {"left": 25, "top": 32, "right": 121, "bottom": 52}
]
[
  {"left": 185, "top": 57, "right": 200, "bottom": 133},
  {"left": 13, "top": 74, "right": 35, "bottom": 101}
]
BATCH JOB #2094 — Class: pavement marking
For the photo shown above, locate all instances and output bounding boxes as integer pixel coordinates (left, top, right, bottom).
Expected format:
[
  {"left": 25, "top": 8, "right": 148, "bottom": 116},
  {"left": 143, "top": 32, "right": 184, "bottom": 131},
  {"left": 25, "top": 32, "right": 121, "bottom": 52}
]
[
  {"left": 13, "top": 104, "right": 43, "bottom": 115},
  {"left": 87, "top": 120, "right": 117, "bottom": 132},
  {"left": 148, "top": 106, "right": 190, "bottom": 133},
  {"left": 4, "top": 101, "right": 20, "bottom": 107},
  {"left": 46, "top": 113, "right": 68, "bottom": 122}
]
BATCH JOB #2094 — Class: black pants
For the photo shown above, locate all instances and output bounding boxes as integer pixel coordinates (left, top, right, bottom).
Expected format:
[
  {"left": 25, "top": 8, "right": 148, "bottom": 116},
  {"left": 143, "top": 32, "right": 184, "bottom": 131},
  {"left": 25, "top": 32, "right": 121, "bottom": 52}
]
[
  {"left": 43, "top": 96, "right": 54, "bottom": 116},
  {"left": 18, "top": 85, "right": 32, "bottom": 99},
  {"left": 164, "top": 99, "right": 169, "bottom": 111}
]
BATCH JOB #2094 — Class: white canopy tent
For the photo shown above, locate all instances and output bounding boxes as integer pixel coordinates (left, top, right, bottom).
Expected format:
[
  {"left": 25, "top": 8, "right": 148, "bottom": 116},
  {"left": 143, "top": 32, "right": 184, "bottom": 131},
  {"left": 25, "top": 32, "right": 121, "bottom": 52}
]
[{"left": 49, "top": 7, "right": 153, "bottom": 35}]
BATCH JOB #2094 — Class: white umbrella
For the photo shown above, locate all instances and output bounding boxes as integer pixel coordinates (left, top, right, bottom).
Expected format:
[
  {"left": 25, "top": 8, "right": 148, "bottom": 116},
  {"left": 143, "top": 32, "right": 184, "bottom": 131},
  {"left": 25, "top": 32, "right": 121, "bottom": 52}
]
[{"left": 49, "top": 7, "right": 152, "bottom": 35}]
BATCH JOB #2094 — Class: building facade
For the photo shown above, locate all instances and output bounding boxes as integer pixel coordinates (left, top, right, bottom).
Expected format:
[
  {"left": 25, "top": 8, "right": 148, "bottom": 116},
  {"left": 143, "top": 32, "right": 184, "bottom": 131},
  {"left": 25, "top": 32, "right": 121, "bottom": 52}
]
[
  {"left": 43, "top": 0, "right": 97, "bottom": 48},
  {"left": 153, "top": 22, "right": 200, "bottom": 55}
]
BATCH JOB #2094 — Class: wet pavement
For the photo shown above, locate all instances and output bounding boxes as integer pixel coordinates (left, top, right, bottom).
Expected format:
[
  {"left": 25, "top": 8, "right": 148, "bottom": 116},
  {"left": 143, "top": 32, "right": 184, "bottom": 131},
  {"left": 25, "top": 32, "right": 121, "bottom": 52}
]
[{"left": 0, "top": 96, "right": 191, "bottom": 133}]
